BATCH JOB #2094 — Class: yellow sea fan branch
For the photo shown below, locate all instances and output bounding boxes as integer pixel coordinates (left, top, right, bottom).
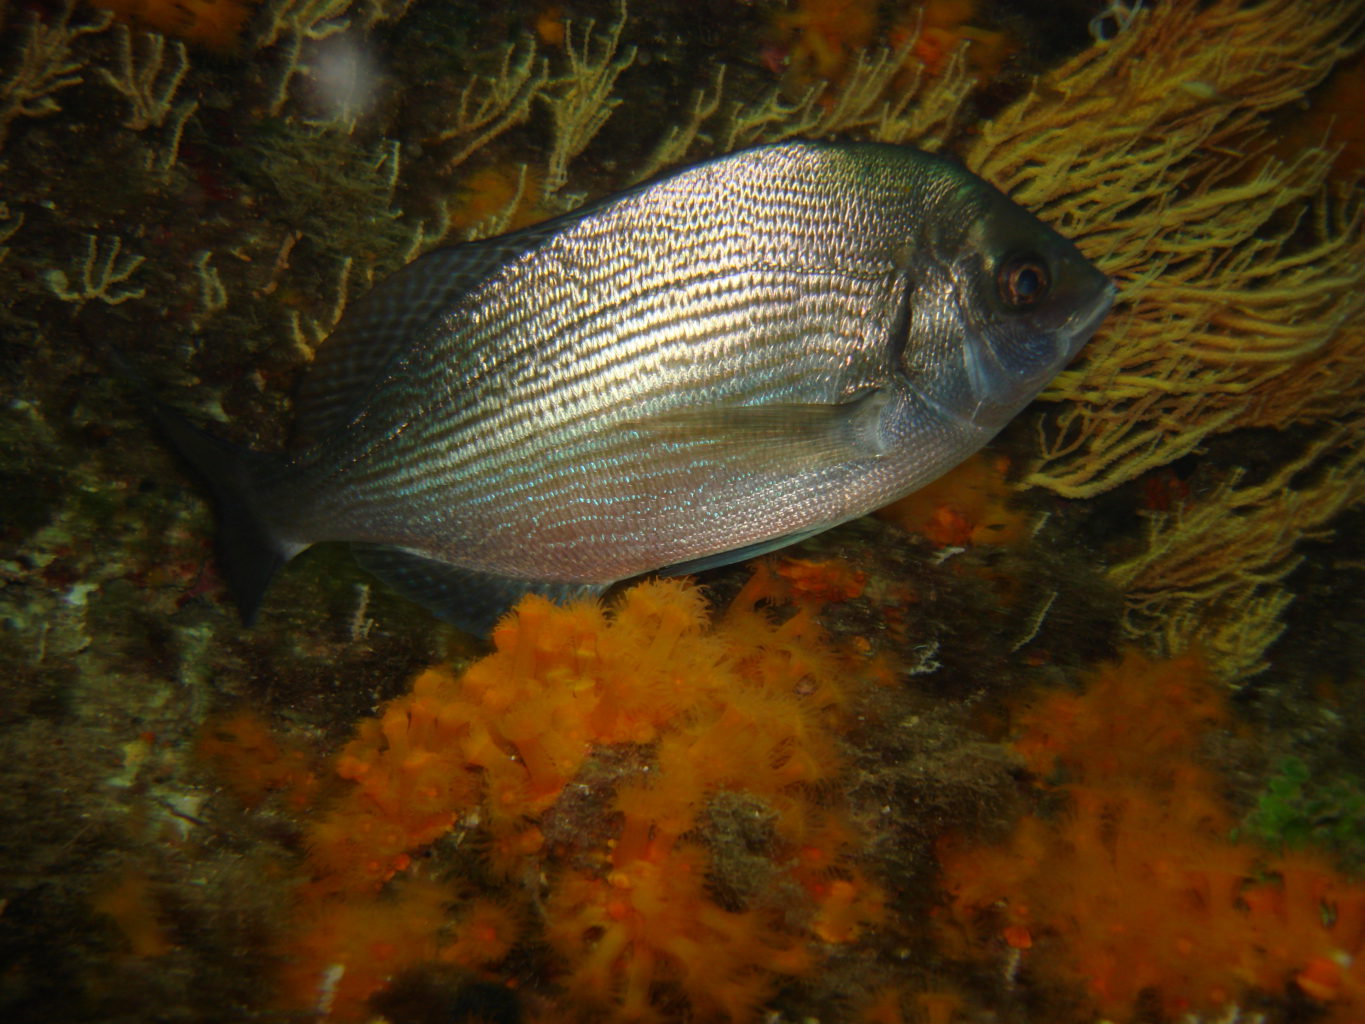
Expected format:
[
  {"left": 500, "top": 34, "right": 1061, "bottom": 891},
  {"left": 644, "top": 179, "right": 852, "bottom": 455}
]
[
  {"left": 965, "top": 0, "right": 1365, "bottom": 499},
  {"left": 0, "top": 0, "right": 111, "bottom": 151},
  {"left": 94, "top": 24, "right": 189, "bottom": 131},
  {"left": 540, "top": 0, "right": 637, "bottom": 200},
  {"left": 1107, "top": 419, "right": 1365, "bottom": 680}
]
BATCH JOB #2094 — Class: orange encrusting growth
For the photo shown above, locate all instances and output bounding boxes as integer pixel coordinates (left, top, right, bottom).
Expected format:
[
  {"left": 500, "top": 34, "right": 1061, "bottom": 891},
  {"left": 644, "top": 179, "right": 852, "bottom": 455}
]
[
  {"left": 236, "top": 577, "right": 886, "bottom": 1022},
  {"left": 444, "top": 164, "right": 547, "bottom": 238},
  {"left": 876, "top": 453, "right": 1030, "bottom": 548},
  {"left": 767, "top": 0, "right": 1015, "bottom": 89},
  {"left": 906, "top": 0, "right": 1016, "bottom": 79},
  {"left": 1274, "top": 49, "right": 1365, "bottom": 181},
  {"left": 88, "top": 0, "right": 257, "bottom": 52},
  {"left": 196, "top": 710, "right": 319, "bottom": 811},
  {"left": 768, "top": 0, "right": 879, "bottom": 83},
  {"left": 90, "top": 867, "right": 173, "bottom": 958},
  {"left": 936, "top": 650, "right": 1365, "bottom": 1022}
]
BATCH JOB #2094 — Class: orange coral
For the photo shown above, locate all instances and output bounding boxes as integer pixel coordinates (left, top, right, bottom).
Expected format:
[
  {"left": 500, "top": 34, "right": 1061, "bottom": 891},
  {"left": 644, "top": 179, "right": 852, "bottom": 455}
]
[
  {"left": 203, "top": 578, "right": 887, "bottom": 1022},
  {"left": 536, "top": 581, "right": 876, "bottom": 1020},
  {"left": 775, "top": 557, "right": 868, "bottom": 603},
  {"left": 769, "top": 0, "right": 879, "bottom": 84},
  {"left": 545, "top": 842, "right": 811, "bottom": 1022},
  {"left": 770, "top": 0, "right": 1014, "bottom": 90},
  {"left": 196, "top": 710, "right": 318, "bottom": 811},
  {"left": 88, "top": 0, "right": 256, "bottom": 52},
  {"left": 1274, "top": 49, "right": 1365, "bottom": 181},
  {"left": 534, "top": 4, "right": 566, "bottom": 48},
  {"left": 913, "top": 989, "right": 965, "bottom": 1024},
  {"left": 857, "top": 984, "right": 909, "bottom": 1024},
  {"left": 278, "top": 876, "right": 455, "bottom": 1018},
  {"left": 904, "top": 0, "right": 1016, "bottom": 79},
  {"left": 876, "top": 452, "right": 1030, "bottom": 548},
  {"left": 445, "top": 164, "right": 545, "bottom": 237},
  {"left": 91, "top": 867, "right": 172, "bottom": 958},
  {"left": 937, "top": 650, "right": 1365, "bottom": 1022}
]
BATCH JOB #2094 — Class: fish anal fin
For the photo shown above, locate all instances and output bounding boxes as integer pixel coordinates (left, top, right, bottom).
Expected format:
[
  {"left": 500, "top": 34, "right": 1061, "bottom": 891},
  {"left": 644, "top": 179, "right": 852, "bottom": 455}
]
[
  {"left": 658, "top": 527, "right": 826, "bottom": 577},
  {"left": 350, "top": 545, "right": 606, "bottom": 636}
]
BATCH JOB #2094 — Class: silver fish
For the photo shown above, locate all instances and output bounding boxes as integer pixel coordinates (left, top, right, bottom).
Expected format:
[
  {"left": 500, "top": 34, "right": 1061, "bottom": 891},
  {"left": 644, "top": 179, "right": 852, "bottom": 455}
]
[{"left": 154, "top": 141, "right": 1114, "bottom": 633}]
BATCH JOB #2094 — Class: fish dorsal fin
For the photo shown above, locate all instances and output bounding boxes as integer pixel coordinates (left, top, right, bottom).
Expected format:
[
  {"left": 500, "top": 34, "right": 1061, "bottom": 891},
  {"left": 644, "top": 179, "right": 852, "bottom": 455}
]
[
  {"left": 291, "top": 223, "right": 568, "bottom": 448},
  {"left": 350, "top": 544, "right": 606, "bottom": 636}
]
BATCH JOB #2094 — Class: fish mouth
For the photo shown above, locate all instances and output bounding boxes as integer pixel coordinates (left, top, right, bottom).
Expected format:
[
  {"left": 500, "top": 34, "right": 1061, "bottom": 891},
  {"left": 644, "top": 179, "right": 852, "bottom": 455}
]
[{"left": 1065, "top": 277, "right": 1118, "bottom": 358}]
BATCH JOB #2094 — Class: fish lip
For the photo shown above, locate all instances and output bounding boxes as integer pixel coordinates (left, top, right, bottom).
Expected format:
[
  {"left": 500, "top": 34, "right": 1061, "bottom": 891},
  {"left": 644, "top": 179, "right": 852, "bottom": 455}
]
[{"left": 1069, "top": 277, "right": 1118, "bottom": 351}]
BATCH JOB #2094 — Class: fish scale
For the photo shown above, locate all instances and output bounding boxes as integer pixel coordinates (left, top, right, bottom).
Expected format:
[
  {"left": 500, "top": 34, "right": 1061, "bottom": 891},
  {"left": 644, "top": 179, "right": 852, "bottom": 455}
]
[{"left": 148, "top": 141, "right": 1114, "bottom": 633}]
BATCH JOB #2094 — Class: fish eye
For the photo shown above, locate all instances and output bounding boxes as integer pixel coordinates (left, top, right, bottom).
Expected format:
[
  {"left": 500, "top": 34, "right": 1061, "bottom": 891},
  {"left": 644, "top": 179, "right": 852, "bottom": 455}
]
[{"left": 996, "top": 253, "right": 1051, "bottom": 310}]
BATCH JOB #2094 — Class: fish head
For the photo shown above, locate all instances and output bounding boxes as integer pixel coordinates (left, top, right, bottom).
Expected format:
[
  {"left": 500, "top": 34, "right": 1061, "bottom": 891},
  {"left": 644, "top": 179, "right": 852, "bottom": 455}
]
[{"left": 899, "top": 168, "right": 1116, "bottom": 435}]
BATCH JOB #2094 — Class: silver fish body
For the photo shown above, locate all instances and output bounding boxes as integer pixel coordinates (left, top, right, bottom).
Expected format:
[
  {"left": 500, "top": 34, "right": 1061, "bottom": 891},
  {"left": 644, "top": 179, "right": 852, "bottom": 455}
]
[{"left": 158, "top": 141, "right": 1114, "bottom": 632}]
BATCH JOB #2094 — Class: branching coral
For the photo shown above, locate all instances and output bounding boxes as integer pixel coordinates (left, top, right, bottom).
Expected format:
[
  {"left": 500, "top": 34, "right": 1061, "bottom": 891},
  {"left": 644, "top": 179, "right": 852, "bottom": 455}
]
[
  {"left": 722, "top": 14, "right": 974, "bottom": 154},
  {"left": 937, "top": 649, "right": 1365, "bottom": 1022},
  {"left": 94, "top": 25, "right": 189, "bottom": 130},
  {"left": 954, "top": 0, "right": 1365, "bottom": 683},
  {"left": 255, "top": 0, "right": 355, "bottom": 115},
  {"left": 539, "top": 1, "right": 636, "bottom": 200},
  {"left": 434, "top": 38, "right": 550, "bottom": 174},
  {"left": 0, "top": 0, "right": 112, "bottom": 151},
  {"left": 44, "top": 234, "right": 147, "bottom": 308},
  {"left": 963, "top": 0, "right": 1365, "bottom": 500}
]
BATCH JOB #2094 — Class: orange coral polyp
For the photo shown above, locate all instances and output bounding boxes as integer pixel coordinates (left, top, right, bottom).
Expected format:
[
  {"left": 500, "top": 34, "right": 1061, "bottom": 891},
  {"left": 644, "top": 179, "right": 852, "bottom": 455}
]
[
  {"left": 810, "top": 874, "right": 885, "bottom": 943},
  {"left": 440, "top": 897, "right": 522, "bottom": 967},
  {"left": 196, "top": 710, "right": 318, "bottom": 810},
  {"left": 548, "top": 841, "right": 809, "bottom": 1021}
]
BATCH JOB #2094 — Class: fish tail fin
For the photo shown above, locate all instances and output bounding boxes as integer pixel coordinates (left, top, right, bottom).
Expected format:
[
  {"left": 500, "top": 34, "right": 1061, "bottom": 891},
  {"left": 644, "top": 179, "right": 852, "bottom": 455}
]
[
  {"left": 83, "top": 318, "right": 295, "bottom": 625},
  {"left": 145, "top": 399, "right": 293, "bottom": 626}
]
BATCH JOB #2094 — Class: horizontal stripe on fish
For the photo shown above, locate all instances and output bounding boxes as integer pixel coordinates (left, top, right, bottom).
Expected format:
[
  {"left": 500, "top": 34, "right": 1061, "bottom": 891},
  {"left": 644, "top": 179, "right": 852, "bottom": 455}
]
[{"left": 309, "top": 275, "right": 892, "bottom": 502}]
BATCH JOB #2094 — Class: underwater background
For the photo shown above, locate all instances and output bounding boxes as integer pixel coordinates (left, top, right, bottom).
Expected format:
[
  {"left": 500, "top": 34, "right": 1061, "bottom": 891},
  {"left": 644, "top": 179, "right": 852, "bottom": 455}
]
[{"left": 1, "top": 1, "right": 1364, "bottom": 1022}]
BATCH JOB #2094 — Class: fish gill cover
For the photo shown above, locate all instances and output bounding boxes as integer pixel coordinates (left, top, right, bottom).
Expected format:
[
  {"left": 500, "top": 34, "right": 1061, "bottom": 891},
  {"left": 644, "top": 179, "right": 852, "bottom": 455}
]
[{"left": 0, "top": 2, "right": 1363, "bottom": 1024}]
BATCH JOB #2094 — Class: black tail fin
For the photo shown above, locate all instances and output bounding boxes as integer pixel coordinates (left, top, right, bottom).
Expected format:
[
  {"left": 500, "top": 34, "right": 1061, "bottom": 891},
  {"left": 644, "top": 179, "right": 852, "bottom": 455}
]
[
  {"left": 143, "top": 399, "right": 292, "bottom": 626},
  {"left": 85, "top": 320, "right": 294, "bottom": 625}
]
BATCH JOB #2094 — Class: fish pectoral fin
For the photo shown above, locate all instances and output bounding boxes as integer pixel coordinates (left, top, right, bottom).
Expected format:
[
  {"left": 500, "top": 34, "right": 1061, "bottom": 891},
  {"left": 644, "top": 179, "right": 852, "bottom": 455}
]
[
  {"left": 350, "top": 544, "right": 606, "bottom": 637},
  {"left": 626, "top": 390, "right": 893, "bottom": 475}
]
